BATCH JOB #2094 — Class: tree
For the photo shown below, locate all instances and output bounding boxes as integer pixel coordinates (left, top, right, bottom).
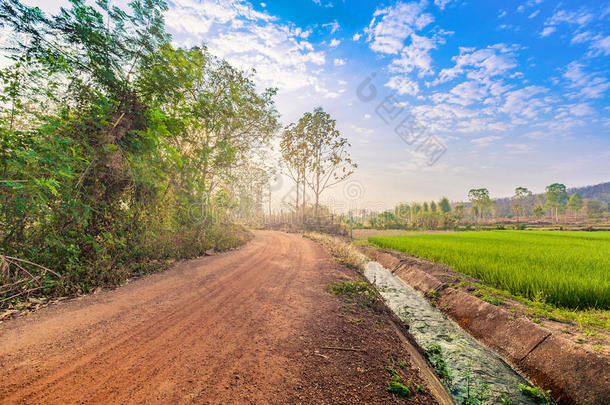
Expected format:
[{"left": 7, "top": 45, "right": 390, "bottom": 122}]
[
  {"left": 545, "top": 183, "right": 568, "bottom": 223},
  {"left": 303, "top": 107, "right": 357, "bottom": 219},
  {"left": 567, "top": 193, "right": 583, "bottom": 218},
  {"left": 412, "top": 203, "right": 422, "bottom": 217},
  {"left": 439, "top": 197, "right": 451, "bottom": 214},
  {"left": 422, "top": 202, "right": 429, "bottom": 212},
  {"left": 511, "top": 186, "right": 532, "bottom": 222},
  {"left": 430, "top": 201, "right": 437, "bottom": 213},
  {"left": 532, "top": 205, "right": 544, "bottom": 219},
  {"left": 280, "top": 122, "right": 309, "bottom": 215},
  {"left": 394, "top": 203, "right": 411, "bottom": 224},
  {"left": 468, "top": 188, "right": 491, "bottom": 223},
  {"left": 585, "top": 199, "right": 603, "bottom": 219},
  {"left": 454, "top": 202, "right": 465, "bottom": 219},
  {"left": 469, "top": 205, "right": 479, "bottom": 220}
]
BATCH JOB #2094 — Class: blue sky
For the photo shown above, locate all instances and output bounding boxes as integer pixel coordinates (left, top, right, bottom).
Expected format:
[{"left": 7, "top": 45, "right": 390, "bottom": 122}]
[{"left": 9, "top": 0, "right": 610, "bottom": 210}]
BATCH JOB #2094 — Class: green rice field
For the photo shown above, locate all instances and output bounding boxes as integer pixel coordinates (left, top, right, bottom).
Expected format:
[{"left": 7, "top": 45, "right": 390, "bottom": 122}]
[{"left": 368, "top": 231, "right": 610, "bottom": 309}]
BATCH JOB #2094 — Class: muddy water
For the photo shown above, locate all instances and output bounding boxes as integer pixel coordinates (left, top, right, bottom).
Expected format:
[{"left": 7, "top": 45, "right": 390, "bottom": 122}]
[{"left": 365, "top": 261, "right": 541, "bottom": 404}]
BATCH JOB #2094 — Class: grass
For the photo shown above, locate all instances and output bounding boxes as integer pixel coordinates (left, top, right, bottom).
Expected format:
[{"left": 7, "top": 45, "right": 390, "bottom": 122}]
[
  {"left": 457, "top": 279, "right": 609, "bottom": 334},
  {"left": 425, "top": 344, "right": 452, "bottom": 382},
  {"left": 518, "top": 384, "right": 552, "bottom": 404},
  {"left": 369, "top": 231, "right": 610, "bottom": 309},
  {"left": 386, "top": 361, "right": 412, "bottom": 398},
  {"left": 304, "top": 232, "right": 365, "bottom": 271},
  {"left": 327, "top": 278, "right": 384, "bottom": 312}
]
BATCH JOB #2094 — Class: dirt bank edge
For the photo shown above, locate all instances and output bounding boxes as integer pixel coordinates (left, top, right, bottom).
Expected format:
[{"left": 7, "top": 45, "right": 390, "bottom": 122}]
[{"left": 361, "top": 247, "right": 610, "bottom": 405}]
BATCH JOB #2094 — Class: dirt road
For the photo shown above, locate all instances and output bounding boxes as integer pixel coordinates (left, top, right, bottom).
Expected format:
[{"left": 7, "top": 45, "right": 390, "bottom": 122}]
[{"left": 0, "top": 231, "right": 442, "bottom": 404}]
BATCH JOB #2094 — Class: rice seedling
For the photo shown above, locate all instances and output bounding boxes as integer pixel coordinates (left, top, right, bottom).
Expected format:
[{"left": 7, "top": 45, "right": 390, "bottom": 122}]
[{"left": 369, "top": 231, "right": 610, "bottom": 309}]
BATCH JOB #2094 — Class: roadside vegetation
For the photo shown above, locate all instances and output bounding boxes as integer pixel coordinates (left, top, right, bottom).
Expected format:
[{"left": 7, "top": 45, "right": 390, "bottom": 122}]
[
  {"left": 369, "top": 231, "right": 610, "bottom": 309},
  {"left": 304, "top": 232, "right": 365, "bottom": 271},
  {"left": 0, "top": 0, "right": 279, "bottom": 309}
]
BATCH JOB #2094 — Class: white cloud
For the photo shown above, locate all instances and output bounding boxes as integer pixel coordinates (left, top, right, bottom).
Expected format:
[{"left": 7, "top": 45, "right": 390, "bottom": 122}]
[
  {"left": 385, "top": 75, "right": 420, "bottom": 96},
  {"left": 434, "top": 0, "right": 456, "bottom": 10},
  {"left": 569, "top": 31, "right": 610, "bottom": 57},
  {"left": 352, "top": 33, "right": 362, "bottom": 41},
  {"left": 528, "top": 10, "right": 540, "bottom": 19},
  {"left": 333, "top": 58, "right": 346, "bottom": 66},
  {"left": 525, "top": 130, "right": 551, "bottom": 140},
  {"left": 541, "top": 8, "right": 595, "bottom": 37},
  {"left": 389, "top": 33, "right": 441, "bottom": 76},
  {"left": 547, "top": 9, "right": 594, "bottom": 27},
  {"left": 571, "top": 31, "right": 593, "bottom": 44},
  {"left": 566, "top": 103, "right": 594, "bottom": 117},
  {"left": 437, "top": 81, "right": 488, "bottom": 106},
  {"left": 501, "top": 86, "right": 549, "bottom": 119},
  {"left": 323, "top": 20, "right": 340, "bottom": 34},
  {"left": 364, "top": 1, "right": 433, "bottom": 54},
  {"left": 498, "top": 10, "right": 507, "bottom": 18},
  {"left": 471, "top": 136, "right": 501, "bottom": 146},
  {"left": 435, "top": 44, "right": 519, "bottom": 84},
  {"left": 589, "top": 35, "right": 610, "bottom": 56},
  {"left": 329, "top": 38, "right": 341, "bottom": 47},
  {"left": 540, "top": 26, "right": 556, "bottom": 37},
  {"left": 563, "top": 61, "right": 610, "bottom": 98},
  {"left": 165, "top": 0, "right": 329, "bottom": 93},
  {"left": 505, "top": 143, "right": 534, "bottom": 154}
]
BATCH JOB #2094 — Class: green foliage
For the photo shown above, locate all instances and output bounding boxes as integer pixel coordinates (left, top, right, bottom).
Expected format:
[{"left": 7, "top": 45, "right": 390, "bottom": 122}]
[
  {"left": 460, "top": 362, "right": 490, "bottom": 405},
  {"left": 468, "top": 188, "right": 492, "bottom": 221},
  {"left": 567, "top": 193, "right": 583, "bottom": 213},
  {"left": 0, "top": 0, "right": 276, "bottom": 305},
  {"left": 369, "top": 231, "right": 610, "bottom": 309},
  {"left": 426, "top": 344, "right": 452, "bottom": 381},
  {"left": 327, "top": 277, "right": 381, "bottom": 310},
  {"left": 545, "top": 183, "right": 568, "bottom": 222},
  {"left": 511, "top": 187, "right": 532, "bottom": 220},
  {"left": 439, "top": 197, "right": 451, "bottom": 213},
  {"left": 386, "top": 362, "right": 411, "bottom": 398},
  {"left": 518, "top": 384, "right": 551, "bottom": 404},
  {"left": 387, "top": 380, "right": 411, "bottom": 398},
  {"left": 280, "top": 107, "right": 356, "bottom": 218}
]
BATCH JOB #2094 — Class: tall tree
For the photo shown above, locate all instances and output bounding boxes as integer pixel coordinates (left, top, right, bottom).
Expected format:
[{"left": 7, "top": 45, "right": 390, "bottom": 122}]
[
  {"left": 280, "top": 122, "right": 309, "bottom": 214},
  {"left": 468, "top": 188, "right": 491, "bottom": 223},
  {"left": 300, "top": 107, "right": 356, "bottom": 219},
  {"left": 430, "top": 201, "right": 437, "bottom": 213},
  {"left": 439, "top": 197, "right": 451, "bottom": 214},
  {"left": 453, "top": 202, "right": 465, "bottom": 219},
  {"left": 511, "top": 186, "right": 532, "bottom": 222},
  {"left": 545, "top": 183, "right": 568, "bottom": 223},
  {"left": 567, "top": 193, "right": 583, "bottom": 218}
]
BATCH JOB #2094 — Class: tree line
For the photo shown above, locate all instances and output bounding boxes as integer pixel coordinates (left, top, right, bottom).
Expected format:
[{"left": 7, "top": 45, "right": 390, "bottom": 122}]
[{"left": 359, "top": 183, "right": 607, "bottom": 230}]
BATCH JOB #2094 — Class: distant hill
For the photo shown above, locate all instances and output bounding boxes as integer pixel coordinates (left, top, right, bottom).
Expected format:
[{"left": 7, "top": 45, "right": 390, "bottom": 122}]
[
  {"left": 567, "top": 182, "right": 610, "bottom": 203},
  {"left": 491, "top": 182, "right": 609, "bottom": 217}
]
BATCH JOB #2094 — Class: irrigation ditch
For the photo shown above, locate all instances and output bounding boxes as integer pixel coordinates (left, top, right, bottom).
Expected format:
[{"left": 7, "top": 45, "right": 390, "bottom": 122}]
[
  {"left": 362, "top": 247, "right": 609, "bottom": 405},
  {"left": 365, "top": 261, "right": 540, "bottom": 404}
]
